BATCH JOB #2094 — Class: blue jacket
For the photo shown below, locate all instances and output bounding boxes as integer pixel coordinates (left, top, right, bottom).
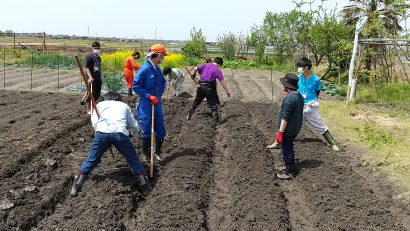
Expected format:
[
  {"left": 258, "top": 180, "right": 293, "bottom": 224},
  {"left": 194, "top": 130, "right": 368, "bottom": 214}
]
[
  {"left": 132, "top": 60, "right": 167, "bottom": 139},
  {"left": 132, "top": 60, "right": 166, "bottom": 100}
]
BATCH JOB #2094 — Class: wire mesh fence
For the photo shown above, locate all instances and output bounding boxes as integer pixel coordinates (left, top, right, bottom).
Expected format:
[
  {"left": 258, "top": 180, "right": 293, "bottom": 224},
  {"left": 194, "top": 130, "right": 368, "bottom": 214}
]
[{"left": 0, "top": 47, "right": 87, "bottom": 92}]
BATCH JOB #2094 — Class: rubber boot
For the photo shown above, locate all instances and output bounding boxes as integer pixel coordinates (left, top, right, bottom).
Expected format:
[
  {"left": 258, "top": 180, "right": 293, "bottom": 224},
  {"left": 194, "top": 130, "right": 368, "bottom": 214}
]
[
  {"left": 70, "top": 173, "right": 86, "bottom": 196},
  {"left": 128, "top": 88, "right": 133, "bottom": 96},
  {"left": 187, "top": 109, "right": 194, "bottom": 120},
  {"left": 155, "top": 139, "right": 165, "bottom": 162},
  {"left": 135, "top": 173, "right": 152, "bottom": 196},
  {"left": 323, "top": 130, "right": 340, "bottom": 151},
  {"left": 212, "top": 111, "right": 220, "bottom": 124},
  {"left": 141, "top": 138, "right": 151, "bottom": 163},
  {"left": 276, "top": 165, "right": 295, "bottom": 180}
]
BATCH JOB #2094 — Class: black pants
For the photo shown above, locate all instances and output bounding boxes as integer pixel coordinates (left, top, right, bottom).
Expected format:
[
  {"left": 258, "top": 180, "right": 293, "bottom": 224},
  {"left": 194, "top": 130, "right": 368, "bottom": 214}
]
[
  {"left": 190, "top": 80, "right": 218, "bottom": 119},
  {"left": 211, "top": 84, "right": 221, "bottom": 105},
  {"left": 86, "top": 79, "right": 102, "bottom": 102}
]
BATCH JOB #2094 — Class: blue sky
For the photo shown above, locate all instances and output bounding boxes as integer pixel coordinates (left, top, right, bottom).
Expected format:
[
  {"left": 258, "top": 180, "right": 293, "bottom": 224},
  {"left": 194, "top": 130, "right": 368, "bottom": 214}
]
[{"left": 1, "top": 0, "right": 351, "bottom": 41}]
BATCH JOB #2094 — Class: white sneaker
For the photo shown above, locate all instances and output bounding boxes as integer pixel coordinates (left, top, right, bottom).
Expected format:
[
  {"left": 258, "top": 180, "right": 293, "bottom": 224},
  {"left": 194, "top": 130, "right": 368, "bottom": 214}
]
[
  {"left": 155, "top": 154, "right": 164, "bottom": 162},
  {"left": 266, "top": 141, "right": 279, "bottom": 149},
  {"left": 332, "top": 145, "right": 340, "bottom": 151}
]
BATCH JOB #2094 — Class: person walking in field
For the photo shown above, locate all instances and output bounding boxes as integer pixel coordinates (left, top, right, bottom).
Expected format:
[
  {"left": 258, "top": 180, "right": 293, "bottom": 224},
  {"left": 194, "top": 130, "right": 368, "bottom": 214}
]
[
  {"left": 163, "top": 67, "right": 185, "bottom": 96},
  {"left": 187, "top": 57, "right": 232, "bottom": 123},
  {"left": 132, "top": 44, "right": 168, "bottom": 164},
  {"left": 275, "top": 73, "right": 304, "bottom": 179},
  {"left": 71, "top": 91, "right": 151, "bottom": 196},
  {"left": 84, "top": 41, "right": 103, "bottom": 114},
  {"left": 124, "top": 50, "right": 141, "bottom": 96},
  {"left": 203, "top": 58, "right": 221, "bottom": 106},
  {"left": 296, "top": 57, "right": 340, "bottom": 151}
]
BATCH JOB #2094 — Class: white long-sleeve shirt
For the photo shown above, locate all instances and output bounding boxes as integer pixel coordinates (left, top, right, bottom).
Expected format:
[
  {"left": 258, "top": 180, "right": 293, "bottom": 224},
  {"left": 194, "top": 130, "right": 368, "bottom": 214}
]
[
  {"left": 91, "top": 100, "right": 138, "bottom": 136},
  {"left": 166, "top": 68, "right": 185, "bottom": 82}
]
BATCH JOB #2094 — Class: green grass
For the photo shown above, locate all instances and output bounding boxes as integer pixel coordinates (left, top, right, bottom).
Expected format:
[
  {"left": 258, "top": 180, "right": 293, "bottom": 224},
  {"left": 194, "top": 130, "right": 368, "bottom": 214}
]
[
  {"left": 16, "top": 51, "right": 79, "bottom": 68},
  {"left": 355, "top": 83, "right": 410, "bottom": 109},
  {"left": 0, "top": 36, "right": 156, "bottom": 49},
  {"left": 320, "top": 99, "right": 410, "bottom": 200}
]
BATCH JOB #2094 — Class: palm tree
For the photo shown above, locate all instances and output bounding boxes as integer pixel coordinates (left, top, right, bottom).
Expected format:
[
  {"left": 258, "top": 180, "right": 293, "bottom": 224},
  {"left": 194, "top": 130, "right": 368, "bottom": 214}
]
[
  {"left": 342, "top": 0, "right": 409, "bottom": 35},
  {"left": 342, "top": 0, "right": 409, "bottom": 76}
]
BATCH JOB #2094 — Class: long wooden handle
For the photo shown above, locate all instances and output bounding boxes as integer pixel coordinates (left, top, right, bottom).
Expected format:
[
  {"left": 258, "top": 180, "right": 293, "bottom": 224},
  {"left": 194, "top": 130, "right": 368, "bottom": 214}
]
[
  {"left": 150, "top": 104, "right": 155, "bottom": 177},
  {"left": 75, "top": 56, "right": 99, "bottom": 118},
  {"left": 184, "top": 66, "right": 198, "bottom": 84},
  {"left": 75, "top": 56, "right": 114, "bottom": 157}
]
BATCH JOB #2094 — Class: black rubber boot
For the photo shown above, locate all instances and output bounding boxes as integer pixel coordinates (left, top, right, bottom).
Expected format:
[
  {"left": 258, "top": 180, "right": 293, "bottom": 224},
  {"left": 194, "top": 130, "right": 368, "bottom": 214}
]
[
  {"left": 155, "top": 139, "right": 165, "bottom": 162},
  {"left": 276, "top": 165, "right": 295, "bottom": 180},
  {"left": 135, "top": 174, "right": 152, "bottom": 196},
  {"left": 70, "top": 173, "right": 86, "bottom": 196},
  {"left": 212, "top": 111, "right": 220, "bottom": 124},
  {"left": 141, "top": 138, "right": 151, "bottom": 163},
  {"left": 187, "top": 109, "right": 194, "bottom": 120}
]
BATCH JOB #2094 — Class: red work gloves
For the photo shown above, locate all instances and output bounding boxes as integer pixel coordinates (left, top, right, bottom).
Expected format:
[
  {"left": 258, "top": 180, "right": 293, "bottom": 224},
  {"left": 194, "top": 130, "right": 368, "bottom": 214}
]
[
  {"left": 275, "top": 131, "right": 284, "bottom": 144},
  {"left": 148, "top": 95, "right": 158, "bottom": 105}
]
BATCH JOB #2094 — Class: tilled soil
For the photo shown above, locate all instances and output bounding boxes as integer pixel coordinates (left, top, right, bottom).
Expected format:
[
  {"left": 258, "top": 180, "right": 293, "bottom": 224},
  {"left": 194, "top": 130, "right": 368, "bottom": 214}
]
[
  {"left": 0, "top": 67, "right": 81, "bottom": 92},
  {"left": 1, "top": 68, "right": 409, "bottom": 231}
]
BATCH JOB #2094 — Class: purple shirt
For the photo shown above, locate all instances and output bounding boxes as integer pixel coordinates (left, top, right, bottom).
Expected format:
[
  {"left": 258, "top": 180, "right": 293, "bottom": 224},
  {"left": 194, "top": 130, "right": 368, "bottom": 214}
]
[{"left": 197, "top": 63, "right": 224, "bottom": 81}]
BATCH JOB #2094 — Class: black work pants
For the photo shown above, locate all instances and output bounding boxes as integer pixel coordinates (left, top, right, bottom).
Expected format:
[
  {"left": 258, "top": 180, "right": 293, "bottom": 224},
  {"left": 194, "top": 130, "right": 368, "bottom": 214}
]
[
  {"left": 86, "top": 78, "right": 102, "bottom": 102},
  {"left": 211, "top": 83, "right": 221, "bottom": 105},
  {"left": 190, "top": 81, "right": 218, "bottom": 118}
]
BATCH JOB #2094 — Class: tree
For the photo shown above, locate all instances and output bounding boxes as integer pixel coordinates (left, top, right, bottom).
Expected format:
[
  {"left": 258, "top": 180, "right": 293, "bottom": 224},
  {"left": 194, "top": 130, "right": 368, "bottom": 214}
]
[
  {"left": 262, "top": 11, "right": 299, "bottom": 64},
  {"left": 342, "top": 0, "right": 409, "bottom": 36},
  {"left": 342, "top": 0, "right": 410, "bottom": 82},
  {"left": 307, "top": 2, "right": 351, "bottom": 78},
  {"left": 182, "top": 27, "right": 207, "bottom": 58},
  {"left": 217, "top": 32, "right": 238, "bottom": 60},
  {"left": 310, "top": 15, "right": 351, "bottom": 78},
  {"left": 246, "top": 25, "right": 267, "bottom": 61},
  {"left": 5, "top": 30, "right": 14, "bottom": 36}
]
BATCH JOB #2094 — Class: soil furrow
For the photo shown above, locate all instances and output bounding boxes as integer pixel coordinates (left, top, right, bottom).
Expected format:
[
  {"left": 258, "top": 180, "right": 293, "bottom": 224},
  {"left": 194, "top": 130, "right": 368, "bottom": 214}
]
[
  {"left": 0, "top": 116, "right": 89, "bottom": 179},
  {"left": 236, "top": 71, "right": 321, "bottom": 229},
  {"left": 0, "top": 121, "right": 92, "bottom": 230},
  {"left": 0, "top": 65, "right": 409, "bottom": 231},
  {"left": 206, "top": 100, "right": 291, "bottom": 231},
  {"left": 123, "top": 103, "right": 216, "bottom": 230},
  {"left": 249, "top": 102, "right": 407, "bottom": 230},
  {"left": 0, "top": 91, "right": 85, "bottom": 178}
]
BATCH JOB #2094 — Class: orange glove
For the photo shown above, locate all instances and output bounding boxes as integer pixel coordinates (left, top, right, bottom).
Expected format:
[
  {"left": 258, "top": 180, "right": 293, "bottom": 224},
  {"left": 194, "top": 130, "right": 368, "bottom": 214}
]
[
  {"left": 275, "top": 131, "right": 284, "bottom": 144},
  {"left": 148, "top": 95, "right": 158, "bottom": 105}
]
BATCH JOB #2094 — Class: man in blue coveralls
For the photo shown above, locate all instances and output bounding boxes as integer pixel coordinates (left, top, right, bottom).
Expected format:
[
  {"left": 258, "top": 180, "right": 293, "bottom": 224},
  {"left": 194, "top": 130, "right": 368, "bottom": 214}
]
[{"left": 133, "top": 44, "right": 168, "bottom": 164}]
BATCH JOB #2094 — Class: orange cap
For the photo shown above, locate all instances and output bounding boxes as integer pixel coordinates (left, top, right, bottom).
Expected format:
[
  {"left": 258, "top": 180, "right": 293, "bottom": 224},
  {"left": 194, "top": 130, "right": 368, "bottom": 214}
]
[{"left": 150, "top": 44, "right": 169, "bottom": 56}]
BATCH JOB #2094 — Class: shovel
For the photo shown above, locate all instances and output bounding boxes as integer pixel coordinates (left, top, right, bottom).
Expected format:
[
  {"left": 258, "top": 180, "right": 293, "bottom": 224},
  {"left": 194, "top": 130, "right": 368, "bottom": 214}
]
[
  {"left": 75, "top": 56, "right": 115, "bottom": 158},
  {"left": 150, "top": 104, "right": 155, "bottom": 178},
  {"left": 80, "top": 92, "right": 87, "bottom": 105},
  {"left": 221, "top": 96, "right": 230, "bottom": 108},
  {"left": 184, "top": 66, "right": 198, "bottom": 84}
]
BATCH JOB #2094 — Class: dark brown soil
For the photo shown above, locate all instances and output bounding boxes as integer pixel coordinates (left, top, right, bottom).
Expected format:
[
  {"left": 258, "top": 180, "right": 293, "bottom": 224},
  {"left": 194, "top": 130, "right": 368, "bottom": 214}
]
[
  {"left": 177, "top": 91, "right": 193, "bottom": 98},
  {"left": 0, "top": 68, "right": 409, "bottom": 231}
]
